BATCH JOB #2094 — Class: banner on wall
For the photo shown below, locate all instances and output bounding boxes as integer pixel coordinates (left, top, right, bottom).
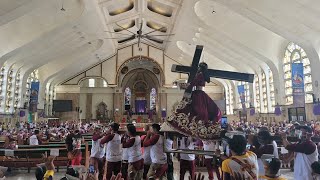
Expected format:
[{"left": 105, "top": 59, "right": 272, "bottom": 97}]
[
  {"left": 29, "top": 82, "right": 40, "bottom": 113},
  {"left": 291, "top": 63, "right": 305, "bottom": 107},
  {"left": 237, "top": 85, "right": 246, "bottom": 110}
]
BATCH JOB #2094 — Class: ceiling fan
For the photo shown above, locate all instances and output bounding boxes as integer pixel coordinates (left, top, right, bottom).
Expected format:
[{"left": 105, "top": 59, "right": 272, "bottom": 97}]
[{"left": 104, "top": 21, "right": 174, "bottom": 48}]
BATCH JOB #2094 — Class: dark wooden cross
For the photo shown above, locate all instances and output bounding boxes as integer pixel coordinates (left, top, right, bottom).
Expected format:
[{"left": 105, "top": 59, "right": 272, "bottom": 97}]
[{"left": 171, "top": 45, "right": 254, "bottom": 83}]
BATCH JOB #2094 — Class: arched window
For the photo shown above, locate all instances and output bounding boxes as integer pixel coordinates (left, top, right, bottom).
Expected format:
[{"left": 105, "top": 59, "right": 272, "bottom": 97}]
[
  {"left": 255, "top": 75, "right": 260, "bottom": 113},
  {"left": 0, "top": 66, "right": 5, "bottom": 110},
  {"left": 283, "top": 42, "right": 313, "bottom": 104},
  {"left": 268, "top": 68, "right": 276, "bottom": 110},
  {"left": 88, "top": 79, "right": 95, "bottom": 87},
  {"left": 261, "top": 71, "right": 268, "bottom": 113},
  {"left": 150, "top": 88, "right": 156, "bottom": 110},
  {"left": 124, "top": 87, "right": 131, "bottom": 105},
  {"left": 14, "top": 69, "right": 21, "bottom": 111},
  {"left": 226, "top": 85, "right": 234, "bottom": 115},
  {"left": 103, "top": 80, "right": 107, "bottom": 87}
]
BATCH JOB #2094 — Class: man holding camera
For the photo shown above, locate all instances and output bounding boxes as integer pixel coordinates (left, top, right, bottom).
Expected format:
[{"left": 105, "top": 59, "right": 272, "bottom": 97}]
[{"left": 281, "top": 125, "right": 318, "bottom": 180}]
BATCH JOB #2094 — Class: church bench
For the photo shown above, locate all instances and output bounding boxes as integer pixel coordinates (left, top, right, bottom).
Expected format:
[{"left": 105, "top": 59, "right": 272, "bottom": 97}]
[
  {"left": 0, "top": 145, "right": 89, "bottom": 172},
  {"left": 17, "top": 142, "right": 92, "bottom": 150}
]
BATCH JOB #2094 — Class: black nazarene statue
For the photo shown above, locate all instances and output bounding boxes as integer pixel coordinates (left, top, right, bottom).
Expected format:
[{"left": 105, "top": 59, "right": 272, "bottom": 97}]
[{"left": 167, "top": 62, "right": 222, "bottom": 140}]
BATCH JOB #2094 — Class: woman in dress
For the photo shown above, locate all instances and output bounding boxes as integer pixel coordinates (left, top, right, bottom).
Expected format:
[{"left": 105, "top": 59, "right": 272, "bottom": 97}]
[{"left": 167, "top": 62, "right": 222, "bottom": 140}]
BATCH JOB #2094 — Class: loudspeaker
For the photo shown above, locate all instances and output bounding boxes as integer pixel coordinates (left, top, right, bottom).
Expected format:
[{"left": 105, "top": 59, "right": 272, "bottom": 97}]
[{"left": 125, "top": 105, "right": 130, "bottom": 110}]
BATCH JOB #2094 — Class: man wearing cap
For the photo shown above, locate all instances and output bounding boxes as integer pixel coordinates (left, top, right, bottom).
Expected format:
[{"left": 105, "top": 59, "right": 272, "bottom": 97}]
[
  {"left": 101, "top": 123, "right": 122, "bottom": 180},
  {"left": 281, "top": 125, "right": 318, "bottom": 180}
]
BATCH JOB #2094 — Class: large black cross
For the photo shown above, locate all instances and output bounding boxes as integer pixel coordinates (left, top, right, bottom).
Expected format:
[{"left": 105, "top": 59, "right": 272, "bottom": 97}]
[{"left": 171, "top": 45, "right": 254, "bottom": 83}]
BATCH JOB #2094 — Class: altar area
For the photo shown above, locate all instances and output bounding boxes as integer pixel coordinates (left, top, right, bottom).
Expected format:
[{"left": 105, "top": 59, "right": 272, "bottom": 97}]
[{"left": 54, "top": 43, "right": 225, "bottom": 123}]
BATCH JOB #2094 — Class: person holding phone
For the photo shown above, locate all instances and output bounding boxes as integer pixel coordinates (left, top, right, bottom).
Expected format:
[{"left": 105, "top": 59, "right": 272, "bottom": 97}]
[{"left": 90, "top": 126, "right": 106, "bottom": 178}]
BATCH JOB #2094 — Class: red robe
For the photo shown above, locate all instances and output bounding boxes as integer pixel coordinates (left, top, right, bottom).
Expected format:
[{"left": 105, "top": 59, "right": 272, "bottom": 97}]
[{"left": 167, "top": 72, "right": 222, "bottom": 140}]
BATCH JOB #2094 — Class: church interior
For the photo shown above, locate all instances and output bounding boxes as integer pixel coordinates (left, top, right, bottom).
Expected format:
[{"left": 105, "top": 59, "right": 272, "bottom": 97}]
[{"left": 1, "top": 0, "right": 320, "bottom": 179}]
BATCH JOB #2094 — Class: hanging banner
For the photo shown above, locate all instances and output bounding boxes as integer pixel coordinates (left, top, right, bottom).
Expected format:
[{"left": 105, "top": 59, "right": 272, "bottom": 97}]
[
  {"left": 29, "top": 82, "right": 40, "bottom": 112},
  {"left": 237, "top": 85, "right": 246, "bottom": 110},
  {"left": 274, "top": 106, "right": 281, "bottom": 116},
  {"left": 291, "top": 63, "right": 305, "bottom": 107}
]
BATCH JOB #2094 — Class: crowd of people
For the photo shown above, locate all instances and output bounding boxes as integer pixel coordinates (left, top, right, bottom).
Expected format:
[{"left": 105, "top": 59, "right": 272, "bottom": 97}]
[{"left": 0, "top": 119, "right": 320, "bottom": 179}]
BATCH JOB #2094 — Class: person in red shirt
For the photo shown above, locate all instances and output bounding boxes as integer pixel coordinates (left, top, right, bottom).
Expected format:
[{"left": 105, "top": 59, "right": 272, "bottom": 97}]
[{"left": 122, "top": 125, "right": 144, "bottom": 179}]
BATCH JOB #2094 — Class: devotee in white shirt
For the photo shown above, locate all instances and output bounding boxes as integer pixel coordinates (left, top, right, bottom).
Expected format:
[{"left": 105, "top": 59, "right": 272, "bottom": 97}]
[
  {"left": 165, "top": 135, "right": 174, "bottom": 180},
  {"left": 100, "top": 123, "right": 122, "bottom": 180},
  {"left": 90, "top": 126, "right": 105, "bottom": 177},
  {"left": 144, "top": 124, "right": 167, "bottom": 179},
  {"left": 29, "top": 129, "right": 40, "bottom": 145},
  {"left": 122, "top": 124, "right": 143, "bottom": 180},
  {"left": 281, "top": 125, "right": 318, "bottom": 180},
  {"left": 141, "top": 125, "right": 152, "bottom": 180},
  {"left": 179, "top": 137, "right": 196, "bottom": 180}
]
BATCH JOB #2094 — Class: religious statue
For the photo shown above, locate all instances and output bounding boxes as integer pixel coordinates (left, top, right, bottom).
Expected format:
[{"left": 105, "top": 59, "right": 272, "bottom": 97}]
[
  {"left": 96, "top": 102, "right": 107, "bottom": 121},
  {"left": 167, "top": 62, "right": 222, "bottom": 140}
]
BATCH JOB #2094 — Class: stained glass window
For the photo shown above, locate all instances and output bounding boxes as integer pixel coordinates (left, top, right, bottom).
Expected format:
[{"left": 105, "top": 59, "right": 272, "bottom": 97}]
[
  {"left": 124, "top": 87, "right": 131, "bottom": 105},
  {"left": 150, "top": 88, "right": 156, "bottom": 110},
  {"left": 283, "top": 42, "right": 313, "bottom": 104}
]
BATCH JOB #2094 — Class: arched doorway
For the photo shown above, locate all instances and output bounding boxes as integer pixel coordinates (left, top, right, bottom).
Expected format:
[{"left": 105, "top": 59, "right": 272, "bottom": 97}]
[{"left": 121, "top": 68, "right": 159, "bottom": 114}]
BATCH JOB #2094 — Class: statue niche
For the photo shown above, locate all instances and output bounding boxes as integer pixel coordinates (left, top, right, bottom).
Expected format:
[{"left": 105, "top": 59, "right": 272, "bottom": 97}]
[{"left": 96, "top": 102, "right": 108, "bottom": 121}]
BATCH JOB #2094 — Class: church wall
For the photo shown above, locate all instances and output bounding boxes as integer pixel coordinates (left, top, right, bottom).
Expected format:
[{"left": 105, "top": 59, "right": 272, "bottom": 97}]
[
  {"left": 133, "top": 44, "right": 148, "bottom": 56},
  {"left": 164, "top": 56, "right": 180, "bottom": 85},
  {"left": 117, "top": 46, "right": 133, "bottom": 69},
  {"left": 55, "top": 93, "right": 79, "bottom": 121},
  {"left": 91, "top": 93, "right": 113, "bottom": 119},
  {"left": 149, "top": 46, "right": 164, "bottom": 68},
  {"left": 80, "top": 87, "right": 114, "bottom": 120}
]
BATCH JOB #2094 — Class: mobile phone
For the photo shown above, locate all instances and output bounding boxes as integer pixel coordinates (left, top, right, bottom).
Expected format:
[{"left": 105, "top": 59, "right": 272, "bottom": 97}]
[
  {"left": 89, "top": 165, "right": 95, "bottom": 174},
  {"left": 221, "top": 117, "right": 228, "bottom": 129}
]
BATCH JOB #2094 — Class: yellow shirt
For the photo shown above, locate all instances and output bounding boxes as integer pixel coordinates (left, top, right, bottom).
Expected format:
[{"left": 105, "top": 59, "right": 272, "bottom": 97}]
[
  {"left": 259, "top": 175, "right": 287, "bottom": 180},
  {"left": 43, "top": 170, "right": 54, "bottom": 180},
  {"left": 222, "top": 151, "right": 258, "bottom": 178}
]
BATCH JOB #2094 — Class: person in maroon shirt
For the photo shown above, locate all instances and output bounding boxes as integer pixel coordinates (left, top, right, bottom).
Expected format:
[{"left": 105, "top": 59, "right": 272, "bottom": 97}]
[
  {"left": 282, "top": 126, "right": 317, "bottom": 155},
  {"left": 281, "top": 125, "right": 318, "bottom": 179},
  {"left": 122, "top": 125, "right": 144, "bottom": 180},
  {"left": 101, "top": 123, "right": 122, "bottom": 180}
]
